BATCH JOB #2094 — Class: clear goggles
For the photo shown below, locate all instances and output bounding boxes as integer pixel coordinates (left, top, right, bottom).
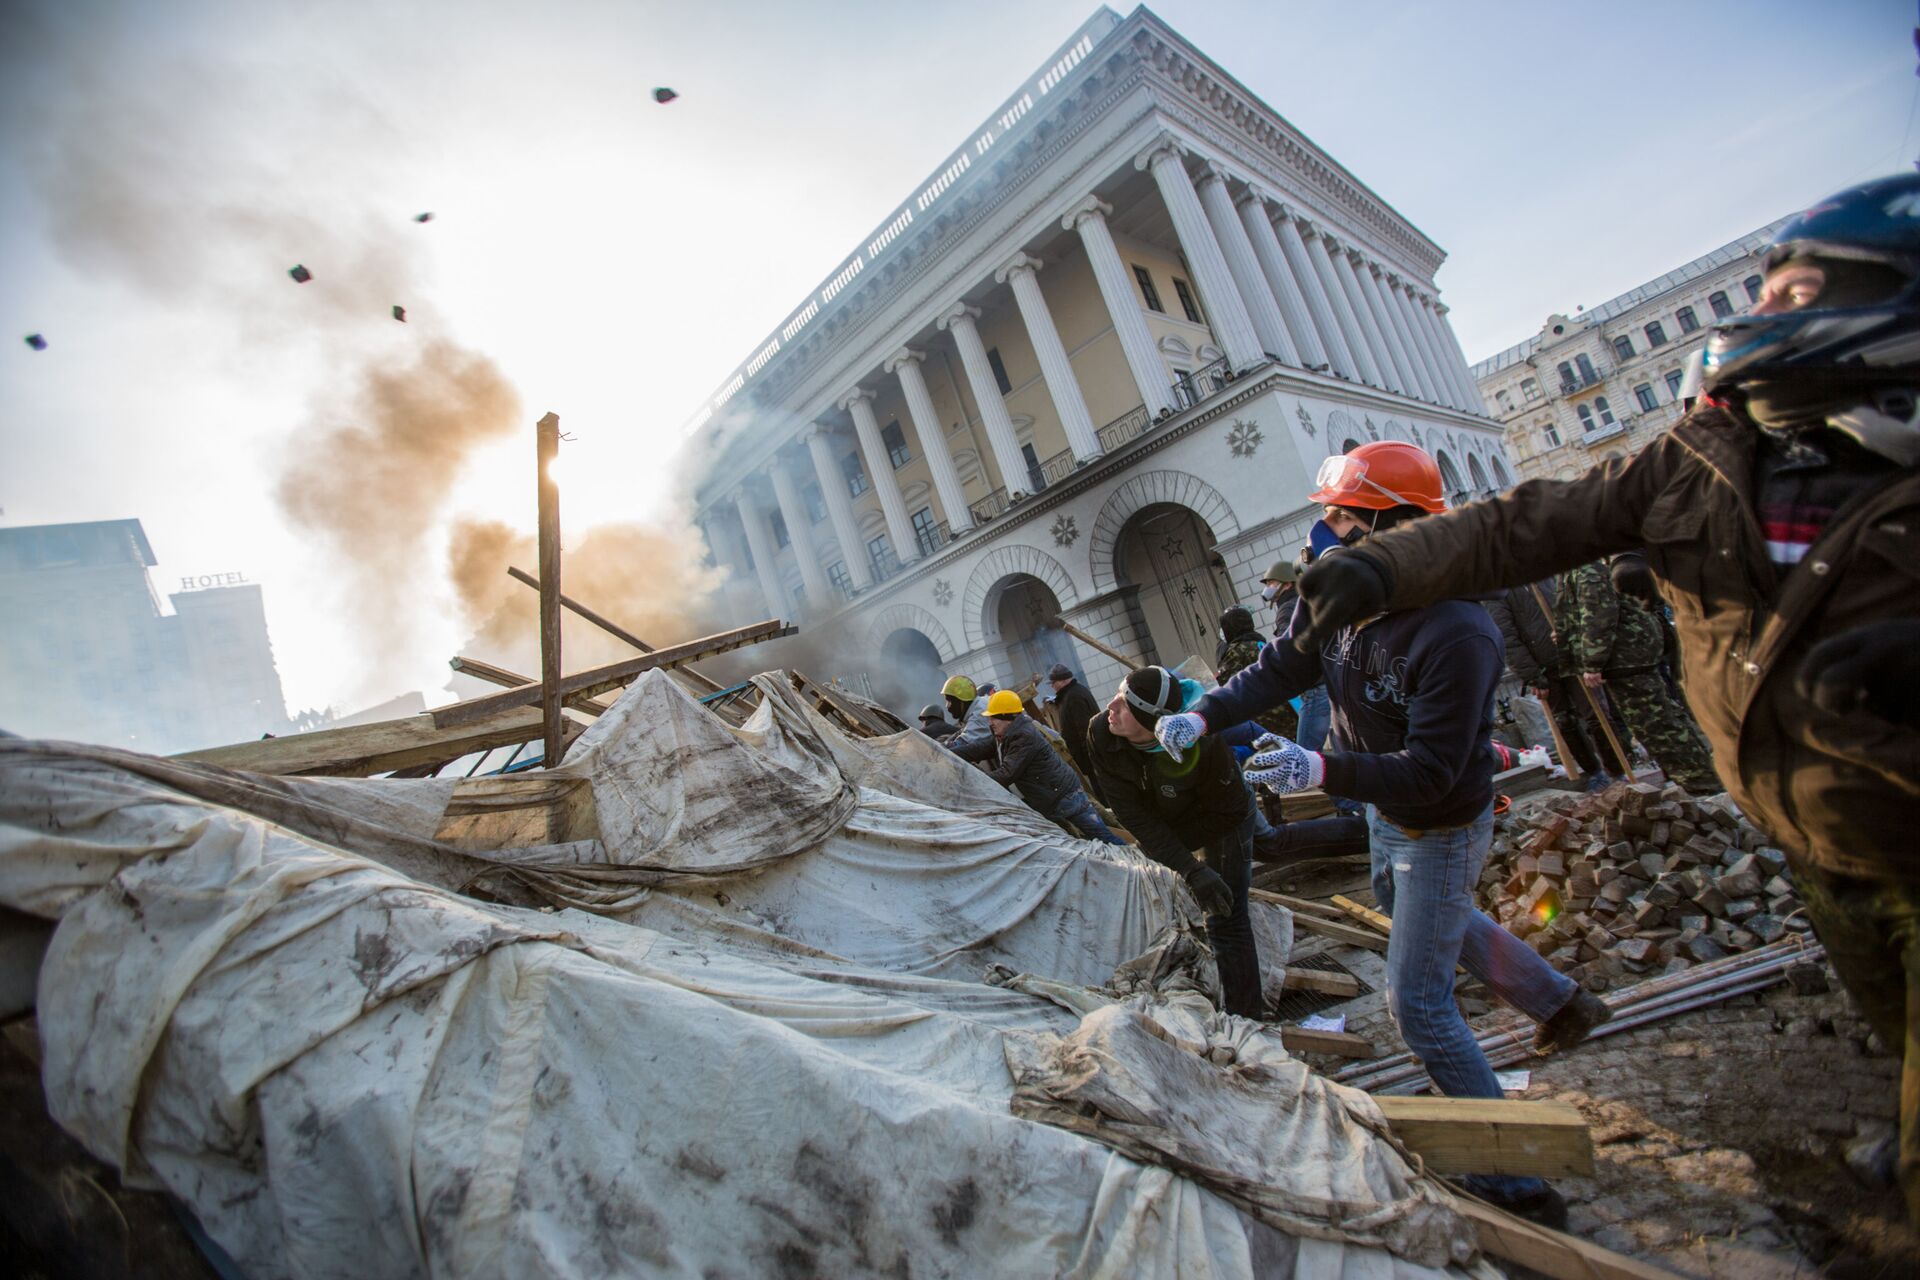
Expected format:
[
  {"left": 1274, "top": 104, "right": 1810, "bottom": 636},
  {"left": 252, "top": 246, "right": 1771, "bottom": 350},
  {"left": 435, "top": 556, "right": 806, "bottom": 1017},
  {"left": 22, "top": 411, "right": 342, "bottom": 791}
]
[{"left": 1314, "top": 455, "right": 1415, "bottom": 508}]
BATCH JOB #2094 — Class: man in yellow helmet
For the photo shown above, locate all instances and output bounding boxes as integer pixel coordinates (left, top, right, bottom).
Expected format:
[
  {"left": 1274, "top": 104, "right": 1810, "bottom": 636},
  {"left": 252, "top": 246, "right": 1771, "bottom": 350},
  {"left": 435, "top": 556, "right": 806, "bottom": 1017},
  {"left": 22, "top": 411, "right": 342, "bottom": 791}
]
[
  {"left": 940, "top": 674, "right": 993, "bottom": 750},
  {"left": 951, "top": 689, "right": 1124, "bottom": 844}
]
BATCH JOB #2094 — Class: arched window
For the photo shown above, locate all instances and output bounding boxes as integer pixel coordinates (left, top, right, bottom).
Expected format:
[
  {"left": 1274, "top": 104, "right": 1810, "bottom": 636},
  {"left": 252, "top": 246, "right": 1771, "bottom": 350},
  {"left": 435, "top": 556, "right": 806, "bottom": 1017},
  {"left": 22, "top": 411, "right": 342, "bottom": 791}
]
[
  {"left": 1468, "top": 454, "right": 1490, "bottom": 496},
  {"left": 1744, "top": 273, "right": 1763, "bottom": 303},
  {"left": 1577, "top": 403, "right": 1596, "bottom": 433},
  {"left": 1491, "top": 454, "right": 1512, "bottom": 488},
  {"left": 1709, "top": 290, "right": 1733, "bottom": 319},
  {"left": 1676, "top": 306, "right": 1699, "bottom": 333},
  {"left": 1575, "top": 353, "right": 1598, "bottom": 384},
  {"left": 1594, "top": 396, "right": 1616, "bottom": 428},
  {"left": 1495, "top": 389, "right": 1513, "bottom": 412},
  {"left": 1436, "top": 452, "right": 1467, "bottom": 505},
  {"left": 1341, "top": 437, "right": 1362, "bottom": 454}
]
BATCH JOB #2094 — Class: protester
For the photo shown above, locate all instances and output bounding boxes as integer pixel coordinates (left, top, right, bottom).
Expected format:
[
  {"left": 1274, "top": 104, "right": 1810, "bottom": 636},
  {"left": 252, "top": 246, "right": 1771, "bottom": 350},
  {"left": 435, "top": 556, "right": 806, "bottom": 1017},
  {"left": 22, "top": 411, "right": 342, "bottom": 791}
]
[
  {"left": 1258, "top": 558, "right": 1298, "bottom": 637},
  {"left": 1216, "top": 606, "right": 1298, "bottom": 739},
  {"left": 940, "top": 675, "right": 992, "bottom": 749},
  {"left": 1087, "top": 666, "right": 1262, "bottom": 1017},
  {"left": 951, "top": 690, "right": 1124, "bottom": 845},
  {"left": 918, "top": 704, "right": 957, "bottom": 741},
  {"left": 1153, "top": 440, "right": 1612, "bottom": 1227},
  {"left": 1555, "top": 560, "right": 1718, "bottom": 794},
  {"left": 1287, "top": 175, "right": 1920, "bottom": 1219},
  {"left": 1044, "top": 662, "right": 1103, "bottom": 793},
  {"left": 1483, "top": 579, "right": 1630, "bottom": 790}
]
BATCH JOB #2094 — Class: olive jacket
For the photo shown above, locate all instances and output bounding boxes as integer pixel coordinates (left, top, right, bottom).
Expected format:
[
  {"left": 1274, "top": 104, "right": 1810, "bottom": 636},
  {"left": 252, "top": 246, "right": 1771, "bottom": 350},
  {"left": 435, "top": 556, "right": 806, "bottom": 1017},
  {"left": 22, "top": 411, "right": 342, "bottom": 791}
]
[{"left": 1349, "top": 404, "right": 1920, "bottom": 882}]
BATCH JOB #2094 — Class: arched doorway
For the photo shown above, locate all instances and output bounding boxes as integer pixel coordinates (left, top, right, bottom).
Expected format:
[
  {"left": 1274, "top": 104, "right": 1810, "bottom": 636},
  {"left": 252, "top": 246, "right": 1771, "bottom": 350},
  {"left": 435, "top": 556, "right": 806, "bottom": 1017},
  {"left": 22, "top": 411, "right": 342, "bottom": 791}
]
[
  {"left": 1114, "top": 503, "right": 1238, "bottom": 667},
  {"left": 872, "top": 627, "right": 946, "bottom": 716},
  {"left": 986, "top": 574, "right": 1075, "bottom": 688},
  {"left": 1436, "top": 451, "right": 1467, "bottom": 507},
  {"left": 1467, "top": 453, "right": 1490, "bottom": 497}
]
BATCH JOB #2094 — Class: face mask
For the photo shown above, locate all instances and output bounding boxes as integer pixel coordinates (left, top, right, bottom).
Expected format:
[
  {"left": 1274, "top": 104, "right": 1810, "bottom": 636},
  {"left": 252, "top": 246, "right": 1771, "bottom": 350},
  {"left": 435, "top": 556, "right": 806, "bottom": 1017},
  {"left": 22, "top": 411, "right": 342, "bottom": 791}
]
[{"left": 1261, "top": 583, "right": 1281, "bottom": 602}]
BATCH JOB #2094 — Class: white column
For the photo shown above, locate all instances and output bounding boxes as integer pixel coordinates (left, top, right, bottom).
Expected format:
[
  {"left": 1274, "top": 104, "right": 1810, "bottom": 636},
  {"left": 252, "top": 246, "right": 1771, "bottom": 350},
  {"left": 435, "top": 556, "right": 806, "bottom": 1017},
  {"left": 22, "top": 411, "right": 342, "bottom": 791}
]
[
  {"left": 1354, "top": 250, "right": 1429, "bottom": 400},
  {"left": 1422, "top": 293, "right": 1486, "bottom": 412},
  {"left": 1327, "top": 237, "right": 1403, "bottom": 395},
  {"left": 843, "top": 387, "right": 920, "bottom": 568},
  {"left": 733, "top": 487, "right": 792, "bottom": 618},
  {"left": 1391, "top": 276, "right": 1459, "bottom": 410},
  {"left": 1302, "top": 221, "right": 1383, "bottom": 387},
  {"left": 1063, "top": 196, "right": 1177, "bottom": 416},
  {"left": 995, "top": 252, "right": 1103, "bottom": 463},
  {"left": 1236, "top": 186, "right": 1328, "bottom": 372},
  {"left": 1194, "top": 164, "right": 1299, "bottom": 366},
  {"left": 767, "top": 459, "right": 828, "bottom": 609},
  {"left": 1133, "top": 136, "right": 1263, "bottom": 371},
  {"left": 887, "top": 346, "right": 972, "bottom": 536},
  {"left": 802, "top": 424, "right": 873, "bottom": 591},
  {"left": 938, "top": 303, "right": 1036, "bottom": 501},
  {"left": 704, "top": 512, "right": 756, "bottom": 613},
  {"left": 1272, "top": 205, "right": 1358, "bottom": 380}
]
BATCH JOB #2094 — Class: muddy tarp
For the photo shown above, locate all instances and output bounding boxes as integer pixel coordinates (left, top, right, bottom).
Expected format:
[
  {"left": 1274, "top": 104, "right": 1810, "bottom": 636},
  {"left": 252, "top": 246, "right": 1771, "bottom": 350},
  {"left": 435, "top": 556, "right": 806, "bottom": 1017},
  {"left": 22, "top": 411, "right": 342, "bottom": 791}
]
[{"left": 0, "top": 672, "right": 1490, "bottom": 1278}]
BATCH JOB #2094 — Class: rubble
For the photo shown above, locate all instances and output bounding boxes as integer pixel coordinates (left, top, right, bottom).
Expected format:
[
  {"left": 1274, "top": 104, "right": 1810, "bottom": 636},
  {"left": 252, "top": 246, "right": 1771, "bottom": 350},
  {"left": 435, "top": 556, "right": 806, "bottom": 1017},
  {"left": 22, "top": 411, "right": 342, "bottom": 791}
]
[{"left": 1482, "top": 781, "right": 1807, "bottom": 992}]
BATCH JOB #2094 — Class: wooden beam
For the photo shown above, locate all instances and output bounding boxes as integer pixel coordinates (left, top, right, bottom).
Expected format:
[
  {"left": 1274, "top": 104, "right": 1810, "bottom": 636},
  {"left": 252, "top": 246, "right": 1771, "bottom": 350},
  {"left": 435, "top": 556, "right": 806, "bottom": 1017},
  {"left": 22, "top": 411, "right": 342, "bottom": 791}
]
[
  {"left": 1456, "top": 1197, "right": 1674, "bottom": 1280},
  {"left": 451, "top": 656, "right": 614, "bottom": 716},
  {"left": 536, "top": 412, "right": 564, "bottom": 769},
  {"left": 429, "top": 620, "right": 795, "bottom": 729},
  {"left": 1374, "top": 1097, "right": 1593, "bottom": 1178},
  {"left": 1251, "top": 890, "right": 1389, "bottom": 951},
  {"left": 1278, "top": 1026, "right": 1373, "bottom": 1057},
  {"left": 1281, "top": 968, "right": 1362, "bottom": 998},
  {"left": 507, "top": 565, "right": 724, "bottom": 694},
  {"left": 177, "top": 705, "right": 584, "bottom": 778},
  {"left": 1331, "top": 894, "right": 1394, "bottom": 937}
]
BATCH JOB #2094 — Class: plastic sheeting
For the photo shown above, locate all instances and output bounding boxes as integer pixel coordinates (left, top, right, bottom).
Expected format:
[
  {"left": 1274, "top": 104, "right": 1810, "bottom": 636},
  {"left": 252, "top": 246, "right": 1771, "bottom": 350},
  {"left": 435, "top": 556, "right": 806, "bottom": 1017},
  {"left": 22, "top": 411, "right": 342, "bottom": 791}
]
[{"left": 0, "top": 671, "right": 1491, "bottom": 1279}]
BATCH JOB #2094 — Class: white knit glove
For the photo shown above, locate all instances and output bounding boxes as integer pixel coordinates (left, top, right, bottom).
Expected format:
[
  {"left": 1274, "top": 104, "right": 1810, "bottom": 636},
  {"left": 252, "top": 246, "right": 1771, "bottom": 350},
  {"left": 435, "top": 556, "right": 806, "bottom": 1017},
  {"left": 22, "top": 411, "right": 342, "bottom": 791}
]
[
  {"left": 1154, "top": 711, "right": 1207, "bottom": 761},
  {"left": 1245, "top": 733, "right": 1325, "bottom": 794}
]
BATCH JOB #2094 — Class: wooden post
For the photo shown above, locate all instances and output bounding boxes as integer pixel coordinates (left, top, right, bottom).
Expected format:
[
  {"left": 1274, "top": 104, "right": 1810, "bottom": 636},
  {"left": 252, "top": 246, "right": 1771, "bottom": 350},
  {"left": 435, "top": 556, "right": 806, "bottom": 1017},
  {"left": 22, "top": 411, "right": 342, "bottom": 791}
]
[
  {"left": 506, "top": 565, "right": 723, "bottom": 693},
  {"left": 1527, "top": 581, "right": 1631, "bottom": 777},
  {"left": 536, "top": 412, "right": 564, "bottom": 768}
]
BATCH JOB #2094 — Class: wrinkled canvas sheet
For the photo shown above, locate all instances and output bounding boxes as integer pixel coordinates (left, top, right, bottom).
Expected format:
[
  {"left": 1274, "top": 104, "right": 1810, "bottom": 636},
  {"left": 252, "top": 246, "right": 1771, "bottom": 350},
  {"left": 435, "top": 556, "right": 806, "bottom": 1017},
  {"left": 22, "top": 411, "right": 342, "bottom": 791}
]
[{"left": 0, "top": 671, "right": 1488, "bottom": 1278}]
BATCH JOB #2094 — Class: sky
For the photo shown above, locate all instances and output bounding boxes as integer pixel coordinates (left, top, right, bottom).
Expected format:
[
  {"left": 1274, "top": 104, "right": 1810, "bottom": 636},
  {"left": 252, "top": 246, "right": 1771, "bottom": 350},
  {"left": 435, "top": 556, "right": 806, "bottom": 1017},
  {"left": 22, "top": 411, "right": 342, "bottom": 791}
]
[{"left": 2, "top": 0, "right": 1913, "bottom": 718}]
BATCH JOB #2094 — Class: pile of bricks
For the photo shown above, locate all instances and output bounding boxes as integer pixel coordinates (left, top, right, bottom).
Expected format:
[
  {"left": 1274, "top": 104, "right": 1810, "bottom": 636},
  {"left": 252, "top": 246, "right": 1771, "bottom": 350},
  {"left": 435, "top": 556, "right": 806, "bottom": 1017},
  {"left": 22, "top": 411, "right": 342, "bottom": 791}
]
[{"left": 1482, "top": 782, "right": 1811, "bottom": 992}]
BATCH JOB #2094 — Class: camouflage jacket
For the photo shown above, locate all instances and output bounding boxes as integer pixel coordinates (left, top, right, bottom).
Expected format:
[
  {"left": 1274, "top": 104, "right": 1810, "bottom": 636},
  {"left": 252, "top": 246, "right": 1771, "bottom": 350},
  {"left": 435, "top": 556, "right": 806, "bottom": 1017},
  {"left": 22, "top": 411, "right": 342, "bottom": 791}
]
[
  {"left": 1218, "top": 635, "right": 1298, "bottom": 738},
  {"left": 1553, "top": 561, "right": 1665, "bottom": 675}
]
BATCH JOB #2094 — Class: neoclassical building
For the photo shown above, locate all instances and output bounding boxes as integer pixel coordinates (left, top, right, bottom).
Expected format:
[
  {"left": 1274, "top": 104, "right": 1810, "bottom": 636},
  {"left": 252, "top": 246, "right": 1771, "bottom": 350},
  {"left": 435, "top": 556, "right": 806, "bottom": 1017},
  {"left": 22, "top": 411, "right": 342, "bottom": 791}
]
[
  {"left": 1472, "top": 217, "right": 1789, "bottom": 483},
  {"left": 682, "top": 6, "right": 1514, "bottom": 711}
]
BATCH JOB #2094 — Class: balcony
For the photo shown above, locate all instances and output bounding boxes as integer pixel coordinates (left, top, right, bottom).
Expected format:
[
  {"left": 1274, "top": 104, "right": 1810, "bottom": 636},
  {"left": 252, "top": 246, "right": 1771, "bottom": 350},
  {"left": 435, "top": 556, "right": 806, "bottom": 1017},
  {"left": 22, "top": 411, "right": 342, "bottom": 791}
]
[
  {"left": 1171, "top": 356, "right": 1232, "bottom": 411},
  {"left": 968, "top": 487, "right": 1011, "bottom": 526},
  {"left": 1097, "top": 404, "right": 1151, "bottom": 452},
  {"left": 1579, "top": 419, "right": 1626, "bottom": 446}
]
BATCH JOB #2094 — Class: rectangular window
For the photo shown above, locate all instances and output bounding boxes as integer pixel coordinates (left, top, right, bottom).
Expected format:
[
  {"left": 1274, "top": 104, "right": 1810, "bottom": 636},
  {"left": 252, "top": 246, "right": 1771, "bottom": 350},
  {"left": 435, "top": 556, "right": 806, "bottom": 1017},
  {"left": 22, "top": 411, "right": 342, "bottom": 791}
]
[
  {"left": 881, "top": 420, "right": 911, "bottom": 469},
  {"left": 1520, "top": 377, "right": 1540, "bottom": 401},
  {"left": 1611, "top": 335, "right": 1634, "bottom": 362},
  {"left": 1021, "top": 442, "right": 1046, "bottom": 493},
  {"left": 1634, "top": 383, "right": 1658, "bottom": 413},
  {"left": 1676, "top": 306, "right": 1699, "bottom": 333},
  {"left": 1644, "top": 320, "right": 1667, "bottom": 347},
  {"left": 1664, "top": 369, "right": 1685, "bottom": 399},
  {"left": 911, "top": 506, "right": 940, "bottom": 557},
  {"left": 1131, "top": 265, "right": 1164, "bottom": 313},
  {"left": 1555, "top": 360, "right": 1576, "bottom": 392},
  {"left": 1575, "top": 353, "right": 1597, "bottom": 384},
  {"left": 1542, "top": 420, "right": 1561, "bottom": 448},
  {"left": 802, "top": 480, "right": 827, "bottom": 525},
  {"left": 841, "top": 451, "right": 868, "bottom": 497},
  {"left": 826, "top": 560, "right": 853, "bottom": 599},
  {"left": 1708, "top": 290, "right": 1733, "bottom": 319},
  {"left": 770, "top": 512, "right": 790, "bottom": 550},
  {"left": 1173, "top": 277, "right": 1204, "bottom": 324},
  {"left": 986, "top": 347, "right": 1013, "bottom": 396},
  {"left": 866, "top": 533, "right": 895, "bottom": 580}
]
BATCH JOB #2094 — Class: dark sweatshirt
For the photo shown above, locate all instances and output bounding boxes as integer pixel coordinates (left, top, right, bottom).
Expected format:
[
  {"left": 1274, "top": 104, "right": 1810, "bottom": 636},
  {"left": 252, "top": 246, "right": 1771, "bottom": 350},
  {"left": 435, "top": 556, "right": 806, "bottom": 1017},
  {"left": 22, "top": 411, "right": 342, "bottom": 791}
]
[
  {"left": 1192, "top": 600, "right": 1503, "bottom": 830},
  {"left": 1087, "top": 718, "right": 1249, "bottom": 876}
]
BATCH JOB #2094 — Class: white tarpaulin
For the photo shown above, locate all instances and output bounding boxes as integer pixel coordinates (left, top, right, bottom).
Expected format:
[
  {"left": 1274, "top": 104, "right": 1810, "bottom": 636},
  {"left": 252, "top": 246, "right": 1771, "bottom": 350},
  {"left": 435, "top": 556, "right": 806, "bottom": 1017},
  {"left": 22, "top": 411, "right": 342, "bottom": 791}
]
[{"left": 0, "top": 670, "right": 1492, "bottom": 1278}]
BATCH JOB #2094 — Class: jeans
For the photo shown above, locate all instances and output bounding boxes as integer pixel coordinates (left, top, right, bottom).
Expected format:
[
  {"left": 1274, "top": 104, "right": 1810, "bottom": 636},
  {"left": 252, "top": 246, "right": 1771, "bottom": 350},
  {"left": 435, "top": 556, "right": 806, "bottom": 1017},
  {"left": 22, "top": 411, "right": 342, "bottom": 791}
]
[
  {"left": 1367, "top": 801, "right": 1577, "bottom": 1201},
  {"left": 1253, "top": 814, "right": 1369, "bottom": 865},
  {"left": 1204, "top": 807, "right": 1262, "bottom": 1018},
  {"left": 1296, "top": 683, "right": 1331, "bottom": 752},
  {"left": 1052, "top": 790, "right": 1126, "bottom": 845}
]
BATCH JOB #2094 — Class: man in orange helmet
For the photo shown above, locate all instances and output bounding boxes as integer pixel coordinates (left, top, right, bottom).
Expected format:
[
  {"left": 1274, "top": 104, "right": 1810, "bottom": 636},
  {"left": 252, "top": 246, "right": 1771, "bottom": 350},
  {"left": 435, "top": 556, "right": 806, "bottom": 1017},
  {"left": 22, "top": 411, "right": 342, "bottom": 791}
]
[{"left": 1151, "top": 440, "right": 1609, "bottom": 1228}]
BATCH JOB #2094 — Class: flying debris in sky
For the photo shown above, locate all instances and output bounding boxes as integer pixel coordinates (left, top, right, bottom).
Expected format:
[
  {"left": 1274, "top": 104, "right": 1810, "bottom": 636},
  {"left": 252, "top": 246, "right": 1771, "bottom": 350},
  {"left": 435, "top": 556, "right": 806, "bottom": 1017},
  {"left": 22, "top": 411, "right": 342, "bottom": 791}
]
[
  {"left": 25, "top": 334, "right": 48, "bottom": 351},
  {"left": 414, "top": 212, "right": 434, "bottom": 223},
  {"left": 652, "top": 87, "right": 678, "bottom": 104},
  {"left": 392, "top": 305, "right": 406, "bottom": 322},
  {"left": 288, "top": 264, "right": 312, "bottom": 283}
]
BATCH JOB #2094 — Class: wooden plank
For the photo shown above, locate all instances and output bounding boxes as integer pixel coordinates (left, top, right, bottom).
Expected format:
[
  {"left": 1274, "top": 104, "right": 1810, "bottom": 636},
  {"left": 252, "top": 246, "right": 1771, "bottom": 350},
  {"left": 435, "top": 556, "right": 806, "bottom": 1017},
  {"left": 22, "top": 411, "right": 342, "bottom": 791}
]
[
  {"left": 1281, "top": 968, "right": 1362, "bottom": 998},
  {"left": 435, "top": 774, "right": 599, "bottom": 851},
  {"left": 451, "top": 656, "right": 614, "bottom": 716},
  {"left": 1276, "top": 789, "right": 1337, "bottom": 820},
  {"left": 1456, "top": 1197, "right": 1674, "bottom": 1280},
  {"left": 1375, "top": 1097, "right": 1593, "bottom": 1178},
  {"left": 507, "top": 565, "right": 724, "bottom": 694},
  {"left": 429, "top": 620, "right": 795, "bottom": 729},
  {"left": 536, "top": 412, "right": 564, "bottom": 768},
  {"left": 178, "top": 705, "right": 583, "bottom": 778},
  {"left": 1250, "top": 889, "right": 1389, "bottom": 951},
  {"left": 1248, "top": 889, "right": 1351, "bottom": 922},
  {"left": 1279, "top": 1026, "right": 1373, "bottom": 1057},
  {"left": 1331, "top": 894, "right": 1394, "bottom": 937}
]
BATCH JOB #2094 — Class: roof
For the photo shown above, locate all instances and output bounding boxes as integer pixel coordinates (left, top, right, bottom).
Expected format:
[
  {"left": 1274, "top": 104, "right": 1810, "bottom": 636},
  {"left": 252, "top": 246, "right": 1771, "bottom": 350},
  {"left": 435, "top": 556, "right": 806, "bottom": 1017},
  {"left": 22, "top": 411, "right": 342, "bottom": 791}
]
[
  {"left": 0, "top": 518, "right": 157, "bottom": 572},
  {"left": 1470, "top": 217, "right": 1792, "bottom": 379}
]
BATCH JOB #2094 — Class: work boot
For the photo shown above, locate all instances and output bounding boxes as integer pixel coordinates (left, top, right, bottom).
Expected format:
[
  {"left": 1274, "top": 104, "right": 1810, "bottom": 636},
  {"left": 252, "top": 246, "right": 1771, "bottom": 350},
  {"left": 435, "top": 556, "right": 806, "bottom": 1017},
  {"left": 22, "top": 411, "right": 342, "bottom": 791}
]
[
  {"left": 1582, "top": 770, "right": 1613, "bottom": 794},
  {"left": 1534, "top": 989, "right": 1613, "bottom": 1054}
]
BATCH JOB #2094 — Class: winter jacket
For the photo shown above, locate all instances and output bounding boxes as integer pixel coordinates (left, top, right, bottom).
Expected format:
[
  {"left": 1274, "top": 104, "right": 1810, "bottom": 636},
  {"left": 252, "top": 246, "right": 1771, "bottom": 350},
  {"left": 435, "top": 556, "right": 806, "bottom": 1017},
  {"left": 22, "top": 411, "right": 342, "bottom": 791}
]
[
  {"left": 951, "top": 715, "right": 1086, "bottom": 816},
  {"left": 1346, "top": 403, "right": 1920, "bottom": 882},
  {"left": 1050, "top": 678, "right": 1103, "bottom": 785},
  {"left": 920, "top": 721, "right": 958, "bottom": 742},
  {"left": 1087, "top": 718, "right": 1249, "bottom": 877},
  {"left": 1553, "top": 562, "right": 1665, "bottom": 676},
  {"left": 1195, "top": 599, "right": 1504, "bottom": 830},
  {"left": 946, "top": 702, "right": 994, "bottom": 752},
  {"left": 1482, "top": 581, "right": 1559, "bottom": 685}
]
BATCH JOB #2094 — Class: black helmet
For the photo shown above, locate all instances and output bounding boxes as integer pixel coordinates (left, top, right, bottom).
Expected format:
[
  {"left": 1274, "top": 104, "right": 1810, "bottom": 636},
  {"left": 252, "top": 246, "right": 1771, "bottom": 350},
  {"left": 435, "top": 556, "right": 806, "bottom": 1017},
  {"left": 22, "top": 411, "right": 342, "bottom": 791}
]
[
  {"left": 918, "top": 704, "right": 946, "bottom": 721},
  {"left": 1217, "top": 605, "right": 1255, "bottom": 637},
  {"left": 1701, "top": 173, "right": 1920, "bottom": 424}
]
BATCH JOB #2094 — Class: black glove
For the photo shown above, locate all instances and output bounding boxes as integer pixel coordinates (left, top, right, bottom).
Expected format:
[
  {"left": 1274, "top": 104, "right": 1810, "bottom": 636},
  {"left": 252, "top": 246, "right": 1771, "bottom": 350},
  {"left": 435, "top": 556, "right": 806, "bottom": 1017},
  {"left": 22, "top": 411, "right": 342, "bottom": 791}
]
[
  {"left": 1291, "top": 552, "right": 1390, "bottom": 654},
  {"left": 1609, "top": 552, "right": 1659, "bottom": 606},
  {"left": 1794, "top": 621, "right": 1920, "bottom": 727},
  {"left": 1184, "top": 864, "right": 1234, "bottom": 917}
]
